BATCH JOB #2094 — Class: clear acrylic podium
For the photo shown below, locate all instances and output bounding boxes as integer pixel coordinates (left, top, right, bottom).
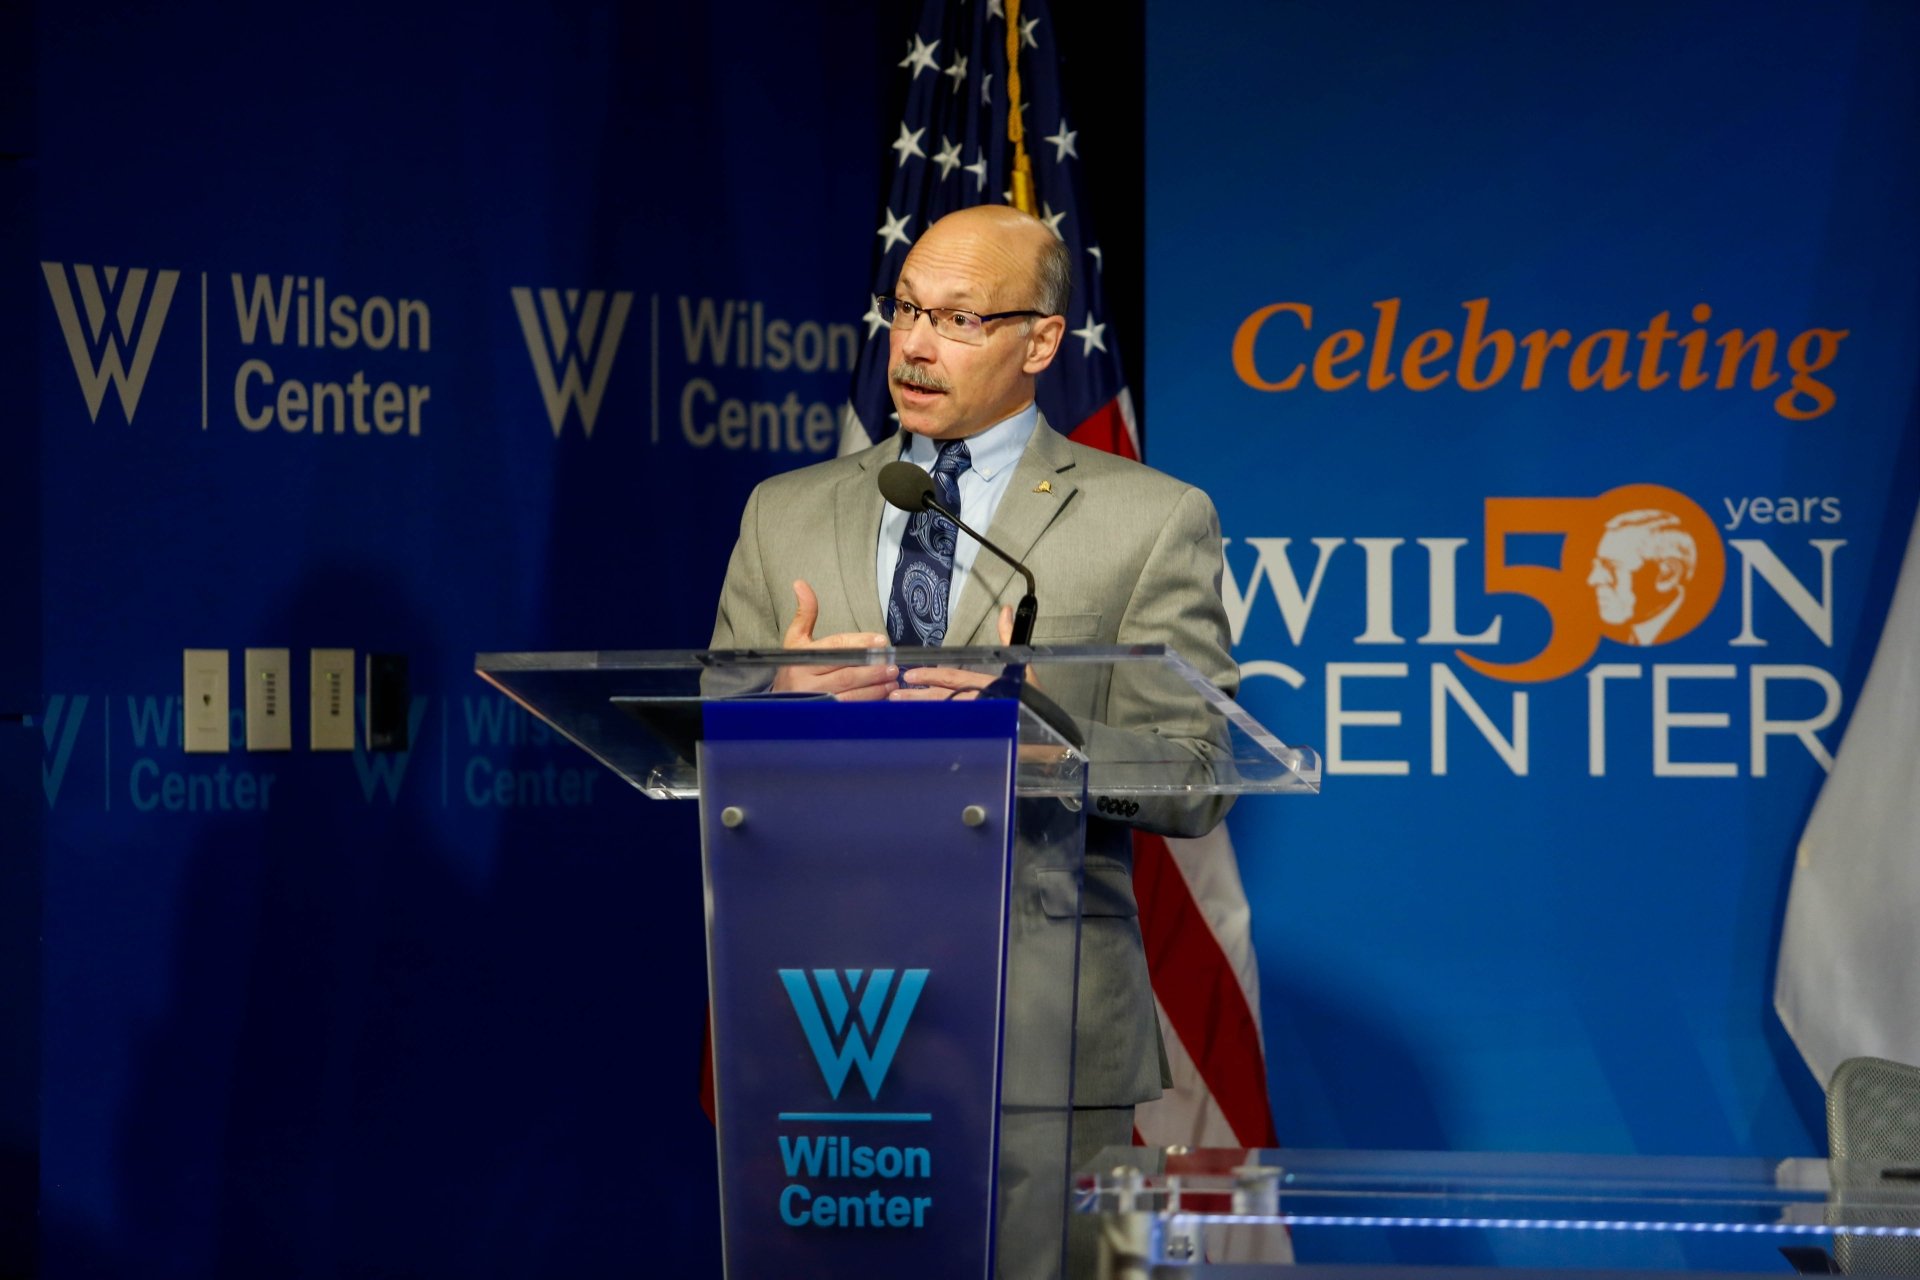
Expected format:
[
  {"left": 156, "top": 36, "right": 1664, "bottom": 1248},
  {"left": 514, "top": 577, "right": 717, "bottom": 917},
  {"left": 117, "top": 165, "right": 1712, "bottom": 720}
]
[{"left": 474, "top": 645, "right": 1320, "bottom": 1280}]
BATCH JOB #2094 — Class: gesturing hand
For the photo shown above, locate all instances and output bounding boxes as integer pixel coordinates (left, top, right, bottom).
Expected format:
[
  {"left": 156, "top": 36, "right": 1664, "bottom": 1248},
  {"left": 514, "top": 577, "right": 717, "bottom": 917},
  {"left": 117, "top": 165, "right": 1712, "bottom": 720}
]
[
  {"left": 771, "top": 579, "right": 899, "bottom": 700},
  {"left": 888, "top": 605, "right": 1018, "bottom": 702}
]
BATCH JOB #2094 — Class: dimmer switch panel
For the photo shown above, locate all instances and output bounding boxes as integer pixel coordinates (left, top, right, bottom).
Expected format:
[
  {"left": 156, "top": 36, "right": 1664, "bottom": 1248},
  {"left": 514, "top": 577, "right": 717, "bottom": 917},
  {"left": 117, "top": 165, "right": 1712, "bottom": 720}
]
[
  {"left": 244, "top": 648, "right": 292, "bottom": 751},
  {"left": 309, "top": 649, "right": 355, "bottom": 751},
  {"left": 183, "top": 649, "right": 230, "bottom": 754}
]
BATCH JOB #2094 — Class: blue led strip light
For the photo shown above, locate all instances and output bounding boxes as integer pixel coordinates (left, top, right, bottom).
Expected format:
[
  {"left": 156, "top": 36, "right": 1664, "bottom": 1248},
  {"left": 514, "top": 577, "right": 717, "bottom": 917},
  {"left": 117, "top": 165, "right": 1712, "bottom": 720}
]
[{"left": 1148, "top": 1213, "right": 1920, "bottom": 1237}]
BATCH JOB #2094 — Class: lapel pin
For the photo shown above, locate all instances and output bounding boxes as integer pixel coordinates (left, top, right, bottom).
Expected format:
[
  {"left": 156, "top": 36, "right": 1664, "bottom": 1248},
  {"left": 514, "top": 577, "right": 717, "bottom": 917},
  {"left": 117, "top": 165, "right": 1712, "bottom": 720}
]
[{"left": 1033, "top": 480, "right": 1053, "bottom": 494}]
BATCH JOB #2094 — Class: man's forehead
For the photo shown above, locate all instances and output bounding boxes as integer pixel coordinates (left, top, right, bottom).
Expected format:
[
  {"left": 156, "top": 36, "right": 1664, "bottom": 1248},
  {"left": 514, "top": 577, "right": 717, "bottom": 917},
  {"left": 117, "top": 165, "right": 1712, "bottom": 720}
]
[
  {"left": 895, "top": 265, "right": 992, "bottom": 305},
  {"left": 896, "top": 229, "right": 1036, "bottom": 302}
]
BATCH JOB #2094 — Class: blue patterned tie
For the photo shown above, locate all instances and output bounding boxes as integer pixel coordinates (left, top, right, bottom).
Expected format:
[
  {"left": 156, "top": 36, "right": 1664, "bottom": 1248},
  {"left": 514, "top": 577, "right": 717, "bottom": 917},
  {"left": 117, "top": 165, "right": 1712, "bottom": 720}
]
[{"left": 887, "top": 439, "right": 972, "bottom": 645}]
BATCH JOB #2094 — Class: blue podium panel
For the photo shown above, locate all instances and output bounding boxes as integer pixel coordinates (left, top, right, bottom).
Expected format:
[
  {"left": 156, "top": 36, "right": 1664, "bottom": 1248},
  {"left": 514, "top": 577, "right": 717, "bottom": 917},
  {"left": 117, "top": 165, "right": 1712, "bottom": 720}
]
[{"left": 700, "top": 699, "right": 1023, "bottom": 1280}]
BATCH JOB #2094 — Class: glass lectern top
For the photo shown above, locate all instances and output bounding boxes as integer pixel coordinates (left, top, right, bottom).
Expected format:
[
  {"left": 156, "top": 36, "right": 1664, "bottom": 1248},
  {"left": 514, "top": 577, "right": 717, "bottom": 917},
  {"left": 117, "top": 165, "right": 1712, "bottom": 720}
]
[{"left": 474, "top": 645, "right": 1321, "bottom": 801}]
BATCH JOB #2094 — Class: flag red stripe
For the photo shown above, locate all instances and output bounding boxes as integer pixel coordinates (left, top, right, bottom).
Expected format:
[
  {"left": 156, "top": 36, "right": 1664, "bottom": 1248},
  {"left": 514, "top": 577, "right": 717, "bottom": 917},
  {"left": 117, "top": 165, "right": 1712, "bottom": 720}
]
[
  {"left": 1065, "top": 398, "right": 1138, "bottom": 460},
  {"left": 1131, "top": 831, "right": 1279, "bottom": 1146}
]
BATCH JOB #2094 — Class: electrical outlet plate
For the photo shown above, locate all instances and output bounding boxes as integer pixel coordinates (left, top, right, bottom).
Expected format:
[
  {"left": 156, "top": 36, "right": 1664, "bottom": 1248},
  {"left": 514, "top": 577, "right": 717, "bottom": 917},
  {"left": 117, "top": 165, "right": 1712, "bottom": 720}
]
[
  {"left": 244, "top": 648, "right": 291, "bottom": 751},
  {"left": 183, "top": 649, "right": 230, "bottom": 754},
  {"left": 309, "top": 649, "right": 355, "bottom": 751}
]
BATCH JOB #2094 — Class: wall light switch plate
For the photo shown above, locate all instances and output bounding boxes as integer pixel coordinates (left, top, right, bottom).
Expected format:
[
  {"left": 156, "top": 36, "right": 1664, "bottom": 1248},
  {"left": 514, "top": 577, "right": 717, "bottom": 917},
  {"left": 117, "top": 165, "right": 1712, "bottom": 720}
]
[
  {"left": 183, "top": 649, "right": 230, "bottom": 754},
  {"left": 244, "top": 648, "right": 292, "bottom": 751},
  {"left": 309, "top": 649, "right": 355, "bottom": 751}
]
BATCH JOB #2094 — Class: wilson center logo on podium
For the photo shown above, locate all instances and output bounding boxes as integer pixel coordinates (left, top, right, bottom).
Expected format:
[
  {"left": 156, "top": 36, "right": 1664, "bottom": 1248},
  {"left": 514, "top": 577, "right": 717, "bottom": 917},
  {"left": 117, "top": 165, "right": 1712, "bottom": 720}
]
[{"left": 774, "top": 967, "right": 937, "bottom": 1230}]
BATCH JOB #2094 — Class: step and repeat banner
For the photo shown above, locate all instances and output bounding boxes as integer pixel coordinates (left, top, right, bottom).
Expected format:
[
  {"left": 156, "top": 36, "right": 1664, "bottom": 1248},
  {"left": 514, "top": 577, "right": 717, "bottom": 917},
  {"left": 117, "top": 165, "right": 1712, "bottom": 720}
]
[
  {"left": 1147, "top": 0, "right": 1919, "bottom": 1179},
  {"left": 17, "top": 0, "right": 1920, "bottom": 1275},
  {"left": 19, "top": 4, "right": 905, "bottom": 1275}
]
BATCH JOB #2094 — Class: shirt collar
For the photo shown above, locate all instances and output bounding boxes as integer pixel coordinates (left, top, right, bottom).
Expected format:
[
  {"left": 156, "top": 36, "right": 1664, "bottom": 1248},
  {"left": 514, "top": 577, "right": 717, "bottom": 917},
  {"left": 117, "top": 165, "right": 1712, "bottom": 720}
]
[{"left": 898, "top": 402, "right": 1040, "bottom": 480}]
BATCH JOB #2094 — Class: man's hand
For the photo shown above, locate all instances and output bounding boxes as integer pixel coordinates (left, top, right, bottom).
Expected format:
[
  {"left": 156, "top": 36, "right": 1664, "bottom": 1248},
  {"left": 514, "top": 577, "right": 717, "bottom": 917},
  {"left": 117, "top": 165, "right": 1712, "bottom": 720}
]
[
  {"left": 771, "top": 580, "right": 898, "bottom": 699},
  {"left": 889, "top": 609, "right": 1074, "bottom": 762},
  {"left": 889, "top": 605, "right": 1017, "bottom": 701}
]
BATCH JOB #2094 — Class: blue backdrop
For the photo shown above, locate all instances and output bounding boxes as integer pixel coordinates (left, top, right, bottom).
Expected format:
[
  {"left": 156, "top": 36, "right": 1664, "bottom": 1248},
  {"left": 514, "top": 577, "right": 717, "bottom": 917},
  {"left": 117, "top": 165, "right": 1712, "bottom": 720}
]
[
  {"left": 15, "top": 3, "right": 910, "bottom": 1275},
  {"left": 1148, "top": 0, "right": 1919, "bottom": 1167},
  {"left": 12, "top": 0, "right": 1920, "bottom": 1276}
]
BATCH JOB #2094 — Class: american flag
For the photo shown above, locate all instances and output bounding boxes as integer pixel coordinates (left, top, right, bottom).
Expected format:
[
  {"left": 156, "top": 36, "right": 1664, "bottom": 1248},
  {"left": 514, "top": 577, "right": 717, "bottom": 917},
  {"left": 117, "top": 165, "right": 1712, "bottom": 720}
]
[
  {"left": 844, "top": 0, "right": 1288, "bottom": 1226},
  {"left": 841, "top": 0, "right": 1135, "bottom": 458}
]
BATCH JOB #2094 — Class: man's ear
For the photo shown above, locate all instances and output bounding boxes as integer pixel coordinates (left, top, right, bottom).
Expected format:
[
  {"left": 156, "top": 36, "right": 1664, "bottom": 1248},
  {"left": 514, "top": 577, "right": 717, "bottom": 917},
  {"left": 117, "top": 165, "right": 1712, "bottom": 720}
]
[
  {"left": 1022, "top": 314, "right": 1067, "bottom": 374},
  {"left": 1655, "top": 559, "right": 1686, "bottom": 592}
]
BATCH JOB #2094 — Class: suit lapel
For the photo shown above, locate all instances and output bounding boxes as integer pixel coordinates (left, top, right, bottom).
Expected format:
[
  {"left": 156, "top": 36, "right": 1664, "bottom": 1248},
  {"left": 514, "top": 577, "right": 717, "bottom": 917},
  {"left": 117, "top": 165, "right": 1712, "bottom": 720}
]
[
  {"left": 947, "top": 417, "right": 1079, "bottom": 645},
  {"left": 835, "top": 439, "right": 892, "bottom": 635}
]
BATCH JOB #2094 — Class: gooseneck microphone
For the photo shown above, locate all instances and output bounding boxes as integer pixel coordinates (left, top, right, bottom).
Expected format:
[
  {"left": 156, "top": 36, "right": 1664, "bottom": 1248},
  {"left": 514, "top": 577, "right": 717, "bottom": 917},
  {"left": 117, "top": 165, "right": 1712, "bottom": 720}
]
[
  {"left": 879, "top": 459, "right": 1039, "bottom": 645},
  {"left": 877, "top": 460, "right": 1083, "bottom": 748}
]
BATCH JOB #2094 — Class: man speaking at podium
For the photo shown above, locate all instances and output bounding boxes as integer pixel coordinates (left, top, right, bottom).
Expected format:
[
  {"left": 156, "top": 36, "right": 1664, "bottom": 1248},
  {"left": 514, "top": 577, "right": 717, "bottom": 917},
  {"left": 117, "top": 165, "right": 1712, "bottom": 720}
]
[{"left": 711, "top": 204, "right": 1238, "bottom": 1274}]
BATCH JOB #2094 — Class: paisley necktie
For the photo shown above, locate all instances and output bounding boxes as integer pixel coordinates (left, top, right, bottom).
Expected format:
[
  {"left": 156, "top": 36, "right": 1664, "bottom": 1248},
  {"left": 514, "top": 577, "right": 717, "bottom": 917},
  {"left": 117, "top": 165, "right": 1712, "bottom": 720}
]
[{"left": 886, "top": 439, "right": 972, "bottom": 645}]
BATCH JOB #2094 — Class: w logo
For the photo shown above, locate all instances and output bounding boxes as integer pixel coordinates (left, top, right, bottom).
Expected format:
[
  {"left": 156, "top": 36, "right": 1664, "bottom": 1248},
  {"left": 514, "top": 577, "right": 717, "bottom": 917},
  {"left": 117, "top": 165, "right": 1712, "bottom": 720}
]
[
  {"left": 41, "top": 694, "right": 89, "bottom": 808},
  {"left": 509, "top": 286, "right": 634, "bottom": 438},
  {"left": 42, "top": 263, "right": 180, "bottom": 423},
  {"left": 351, "top": 695, "right": 430, "bottom": 803},
  {"left": 780, "top": 968, "right": 929, "bottom": 1100}
]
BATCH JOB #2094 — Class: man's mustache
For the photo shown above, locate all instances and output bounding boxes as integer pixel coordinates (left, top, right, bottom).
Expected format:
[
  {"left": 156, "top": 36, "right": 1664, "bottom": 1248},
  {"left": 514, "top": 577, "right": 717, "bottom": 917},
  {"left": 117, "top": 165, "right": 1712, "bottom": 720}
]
[{"left": 891, "top": 363, "right": 951, "bottom": 393}]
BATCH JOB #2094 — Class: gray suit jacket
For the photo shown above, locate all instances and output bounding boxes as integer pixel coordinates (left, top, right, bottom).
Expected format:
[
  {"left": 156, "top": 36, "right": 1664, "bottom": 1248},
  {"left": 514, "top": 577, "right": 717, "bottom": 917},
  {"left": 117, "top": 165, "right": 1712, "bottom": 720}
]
[{"left": 710, "top": 417, "right": 1239, "bottom": 1105}]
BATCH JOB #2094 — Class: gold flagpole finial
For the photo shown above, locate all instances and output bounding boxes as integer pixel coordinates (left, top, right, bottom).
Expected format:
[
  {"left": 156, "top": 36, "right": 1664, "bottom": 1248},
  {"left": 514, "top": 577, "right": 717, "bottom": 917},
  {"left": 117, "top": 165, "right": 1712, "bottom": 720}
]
[{"left": 1005, "top": 0, "right": 1036, "bottom": 215}]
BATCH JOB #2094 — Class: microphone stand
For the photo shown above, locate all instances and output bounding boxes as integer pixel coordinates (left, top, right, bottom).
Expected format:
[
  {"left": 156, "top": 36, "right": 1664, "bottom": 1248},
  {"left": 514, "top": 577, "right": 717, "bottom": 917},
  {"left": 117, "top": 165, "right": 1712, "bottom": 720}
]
[{"left": 915, "top": 492, "right": 1039, "bottom": 645}]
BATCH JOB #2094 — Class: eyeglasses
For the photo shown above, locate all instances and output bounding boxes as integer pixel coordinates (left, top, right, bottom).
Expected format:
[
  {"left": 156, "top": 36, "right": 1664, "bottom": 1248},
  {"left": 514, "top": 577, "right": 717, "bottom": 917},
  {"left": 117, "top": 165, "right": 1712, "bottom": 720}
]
[{"left": 874, "top": 295, "right": 1050, "bottom": 346}]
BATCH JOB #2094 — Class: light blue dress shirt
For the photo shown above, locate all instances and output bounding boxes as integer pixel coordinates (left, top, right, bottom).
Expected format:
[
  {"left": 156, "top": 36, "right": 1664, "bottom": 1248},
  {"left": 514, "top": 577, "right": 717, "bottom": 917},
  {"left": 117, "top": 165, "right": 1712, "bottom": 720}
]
[{"left": 875, "top": 402, "right": 1042, "bottom": 634}]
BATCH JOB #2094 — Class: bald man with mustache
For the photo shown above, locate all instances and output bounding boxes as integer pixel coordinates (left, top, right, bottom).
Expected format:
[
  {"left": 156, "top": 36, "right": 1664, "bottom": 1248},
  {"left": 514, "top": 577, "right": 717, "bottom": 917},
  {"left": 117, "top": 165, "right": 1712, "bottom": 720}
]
[{"left": 712, "top": 205, "right": 1240, "bottom": 1279}]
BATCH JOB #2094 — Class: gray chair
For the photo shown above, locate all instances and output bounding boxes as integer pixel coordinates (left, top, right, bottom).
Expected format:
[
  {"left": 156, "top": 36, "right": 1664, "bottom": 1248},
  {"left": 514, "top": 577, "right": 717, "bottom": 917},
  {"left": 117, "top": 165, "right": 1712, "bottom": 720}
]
[{"left": 1827, "top": 1056, "right": 1920, "bottom": 1275}]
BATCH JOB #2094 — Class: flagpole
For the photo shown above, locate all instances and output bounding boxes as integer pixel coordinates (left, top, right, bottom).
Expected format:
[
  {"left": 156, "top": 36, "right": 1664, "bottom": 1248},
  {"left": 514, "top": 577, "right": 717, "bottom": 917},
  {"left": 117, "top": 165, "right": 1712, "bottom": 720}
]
[{"left": 1006, "top": 0, "right": 1036, "bottom": 214}]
